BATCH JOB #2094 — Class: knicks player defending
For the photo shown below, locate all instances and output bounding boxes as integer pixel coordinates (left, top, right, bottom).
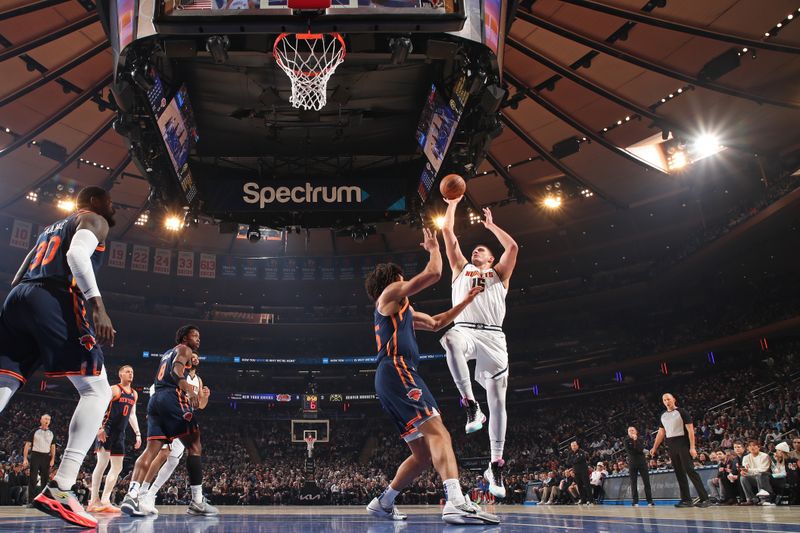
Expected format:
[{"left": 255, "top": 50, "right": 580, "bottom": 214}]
[
  {"left": 88, "top": 365, "right": 141, "bottom": 513},
  {"left": 137, "top": 353, "right": 209, "bottom": 515},
  {"left": 440, "top": 196, "right": 518, "bottom": 498},
  {"left": 121, "top": 326, "right": 217, "bottom": 517},
  {"left": 0, "top": 186, "right": 115, "bottom": 528},
  {"left": 365, "top": 228, "right": 498, "bottom": 525}
]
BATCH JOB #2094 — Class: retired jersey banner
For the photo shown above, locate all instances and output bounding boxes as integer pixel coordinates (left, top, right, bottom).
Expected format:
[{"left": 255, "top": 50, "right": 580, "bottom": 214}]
[
  {"left": 107, "top": 241, "right": 127, "bottom": 269},
  {"left": 153, "top": 248, "right": 171, "bottom": 275},
  {"left": 10, "top": 219, "right": 32, "bottom": 249},
  {"left": 177, "top": 251, "right": 194, "bottom": 277},
  {"left": 131, "top": 245, "right": 150, "bottom": 272},
  {"left": 281, "top": 258, "right": 299, "bottom": 281},
  {"left": 199, "top": 253, "right": 216, "bottom": 279},
  {"left": 338, "top": 256, "right": 355, "bottom": 280},
  {"left": 320, "top": 258, "right": 335, "bottom": 280},
  {"left": 301, "top": 258, "right": 318, "bottom": 280}
]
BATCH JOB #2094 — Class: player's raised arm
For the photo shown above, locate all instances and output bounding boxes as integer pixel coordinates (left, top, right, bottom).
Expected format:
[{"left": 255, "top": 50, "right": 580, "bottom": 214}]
[
  {"left": 480, "top": 207, "right": 518, "bottom": 285},
  {"left": 442, "top": 196, "right": 469, "bottom": 280},
  {"left": 413, "top": 286, "right": 483, "bottom": 332},
  {"left": 376, "top": 228, "right": 442, "bottom": 310}
]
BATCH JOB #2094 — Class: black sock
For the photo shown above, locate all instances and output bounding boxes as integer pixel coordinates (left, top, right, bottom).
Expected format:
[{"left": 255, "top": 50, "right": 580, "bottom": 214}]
[{"left": 186, "top": 454, "right": 202, "bottom": 486}]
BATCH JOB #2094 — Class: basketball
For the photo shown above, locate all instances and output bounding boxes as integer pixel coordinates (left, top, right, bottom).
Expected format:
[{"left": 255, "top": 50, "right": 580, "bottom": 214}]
[{"left": 439, "top": 174, "right": 466, "bottom": 200}]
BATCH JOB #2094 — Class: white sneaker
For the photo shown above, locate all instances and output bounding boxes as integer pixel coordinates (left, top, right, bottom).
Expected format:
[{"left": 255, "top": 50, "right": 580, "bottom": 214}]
[
  {"left": 120, "top": 494, "right": 147, "bottom": 517},
  {"left": 366, "top": 497, "right": 408, "bottom": 520},
  {"left": 463, "top": 400, "right": 487, "bottom": 434},
  {"left": 442, "top": 497, "right": 500, "bottom": 525},
  {"left": 484, "top": 461, "right": 506, "bottom": 498},
  {"left": 187, "top": 497, "right": 219, "bottom": 516},
  {"left": 139, "top": 491, "right": 158, "bottom": 516},
  {"left": 756, "top": 489, "right": 770, "bottom": 497},
  {"left": 760, "top": 501, "right": 776, "bottom": 506}
]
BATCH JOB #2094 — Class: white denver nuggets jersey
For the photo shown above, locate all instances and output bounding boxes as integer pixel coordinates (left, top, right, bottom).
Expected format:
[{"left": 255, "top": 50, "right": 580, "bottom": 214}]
[
  {"left": 187, "top": 373, "right": 200, "bottom": 394},
  {"left": 452, "top": 263, "right": 507, "bottom": 327}
]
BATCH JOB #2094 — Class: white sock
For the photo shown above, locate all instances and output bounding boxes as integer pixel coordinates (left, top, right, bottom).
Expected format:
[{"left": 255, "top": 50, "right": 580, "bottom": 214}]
[
  {"left": 441, "top": 332, "right": 475, "bottom": 401},
  {"left": 151, "top": 455, "right": 180, "bottom": 495},
  {"left": 190, "top": 485, "right": 203, "bottom": 504},
  {"left": 141, "top": 482, "right": 151, "bottom": 493},
  {"left": 486, "top": 376, "right": 507, "bottom": 462},
  {"left": 101, "top": 456, "right": 123, "bottom": 503},
  {"left": 443, "top": 479, "right": 465, "bottom": 506},
  {"left": 0, "top": 375, "right": 21, "bottom": 414},
  {"left": 129, "top": 481, "right": 140, "bottom": 499},
  {"left": 54, "top": 369, "right": 112, "bottom": 490},
  {"left": 379, "top": 485, "right": 400, "bottom": 507},
  {"left": 90, "top": 453, "right": 110, "bottom": 502}
]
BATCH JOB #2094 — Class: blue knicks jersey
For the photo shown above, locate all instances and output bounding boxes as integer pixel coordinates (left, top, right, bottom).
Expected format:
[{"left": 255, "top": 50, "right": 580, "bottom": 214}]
[
  {"left": 103, "top": 386, "right": 137, "bottom": 433},
  {"left": 375, "top": 299, "right": 419, "bottom": 365},
  {"left": 153, "top": 347, "right": 193, "bottom": 393},
  {"left": 21, "top": 210, "right": 105, "bottom": 289}
]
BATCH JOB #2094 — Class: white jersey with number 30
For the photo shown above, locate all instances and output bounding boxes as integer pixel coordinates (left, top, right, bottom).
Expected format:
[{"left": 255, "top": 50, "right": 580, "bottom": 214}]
[{"left": 452, "top": 263, "right": 507, "bottom": 327}]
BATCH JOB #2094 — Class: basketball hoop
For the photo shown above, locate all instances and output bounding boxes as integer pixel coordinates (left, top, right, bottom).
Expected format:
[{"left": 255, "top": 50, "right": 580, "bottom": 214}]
[
  {"left": 304, "top": 434, "right": 317, "bottom": 457},
  {"left": 274, "top": 32, "right": 346, "bottom": 111}
]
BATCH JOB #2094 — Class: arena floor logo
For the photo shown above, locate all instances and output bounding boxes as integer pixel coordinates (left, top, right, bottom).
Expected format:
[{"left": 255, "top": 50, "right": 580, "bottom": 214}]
[{"left": 242, "top": 181, "right": 363, "bottom": 207}]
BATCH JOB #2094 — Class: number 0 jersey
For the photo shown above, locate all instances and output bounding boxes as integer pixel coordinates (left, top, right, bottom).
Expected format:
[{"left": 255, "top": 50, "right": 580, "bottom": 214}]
[{"left": 21, "top": 210, "right": 105, "bottom": 290}]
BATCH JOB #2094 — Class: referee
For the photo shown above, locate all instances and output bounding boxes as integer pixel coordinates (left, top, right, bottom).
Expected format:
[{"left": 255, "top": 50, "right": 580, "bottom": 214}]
[
  {"left": 22, "top": 414, "right": 56, "bottom": 504},
  {"left": 650, "top": 393, "right": 710, "bottom": 508}
]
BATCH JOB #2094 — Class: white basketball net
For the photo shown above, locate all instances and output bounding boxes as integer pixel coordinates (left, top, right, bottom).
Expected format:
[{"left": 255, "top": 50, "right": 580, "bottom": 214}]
[
  {"left": 304, "top": 435, "right": 317, "bottom": 457},
  {"left": 274, "top": 32, "right": 346, "bottom": 111}
]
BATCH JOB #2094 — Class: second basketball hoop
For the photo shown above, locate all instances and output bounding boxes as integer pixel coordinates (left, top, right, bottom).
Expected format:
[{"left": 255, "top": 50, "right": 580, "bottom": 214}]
[{"left": 274, "top": 32, "right": 346, "bottom": 111}]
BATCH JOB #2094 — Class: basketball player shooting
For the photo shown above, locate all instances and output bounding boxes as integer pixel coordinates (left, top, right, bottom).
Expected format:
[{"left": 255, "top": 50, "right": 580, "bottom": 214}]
[
  {"left": 0, "top": 186, "right": 116, "bottom": 528},
  {"left": 365, "top": 228, "right": 499, "bottom": 525},
  {"left": 440, "top": 195, "right": 518, "bottom": 499},
  {"left": 88, "top": 364, "right": 141, "bottom": 513}
]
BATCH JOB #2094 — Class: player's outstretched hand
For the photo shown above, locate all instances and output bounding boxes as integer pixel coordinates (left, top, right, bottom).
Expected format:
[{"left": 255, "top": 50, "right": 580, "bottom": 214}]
[
  {"left": 97, "top": 428, "right": 107, "bottom": 443},
  {"left": 420, "top": 227, "right": 439, "bottom": 253},
  {"left": 443, "top": 195, "right": 463, "bottom": 206},
  {"left": 479, "top": 207, "right": 495, "bottom": 229},
  {"left": 464, "top": 285, "right": 483, "bottom": 304},
  {"left": 186, "top": 390, "right": 200, "bottom": 408}
]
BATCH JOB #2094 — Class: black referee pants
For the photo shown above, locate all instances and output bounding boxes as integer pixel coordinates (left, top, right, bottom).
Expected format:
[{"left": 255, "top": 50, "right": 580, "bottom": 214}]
[
  {"left": 628, "top": 457, "right": 653, "bottom": 504},
  {"left": 28, "top": 452, "right": 50, "bottom": 502},
  {"left": 667, "top": 442, "right": 708, "bottom": 502}
]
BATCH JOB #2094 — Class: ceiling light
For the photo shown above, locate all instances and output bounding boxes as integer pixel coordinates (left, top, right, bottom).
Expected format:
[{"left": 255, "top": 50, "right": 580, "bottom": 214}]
[
  {"left": 135, "top": 212, "right": 149, "bottom": 226},
  {"left": 542, "top": 195, "right": 562, "bottom": 209},
  {"left": 433, "top": 215, "right": 446, "bottom": 230},
  {"left": 26, "top": 191, "right": 38, "bottom": 202},
  {"left": 57, "top": 198, "right": 75, "bottom": 212},
  {"left": 667, "top": 150, "right": 688, "bottom": 171},
  {"left": 693, "top": 134, "right": 722, "bottom": 157},
  {"left": 164, "top": 215, "right": 182, "bottom": 231}
]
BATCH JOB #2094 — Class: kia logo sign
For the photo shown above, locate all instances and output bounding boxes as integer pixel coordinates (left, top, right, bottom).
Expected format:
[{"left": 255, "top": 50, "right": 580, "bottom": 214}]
[{"left": 243, "top": 182, "right": 363, "bottom": 208}]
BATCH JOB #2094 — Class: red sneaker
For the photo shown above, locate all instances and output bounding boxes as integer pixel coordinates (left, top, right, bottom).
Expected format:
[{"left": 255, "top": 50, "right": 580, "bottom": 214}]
[{"left": 33, "top": 481, "right": 98, "bottom": 528}]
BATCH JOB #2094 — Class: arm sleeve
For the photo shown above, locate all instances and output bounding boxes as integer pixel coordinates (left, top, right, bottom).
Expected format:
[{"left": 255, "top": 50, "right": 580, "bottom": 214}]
[{"left": 65, "top": 228, "right": 101, "bottom": 299}]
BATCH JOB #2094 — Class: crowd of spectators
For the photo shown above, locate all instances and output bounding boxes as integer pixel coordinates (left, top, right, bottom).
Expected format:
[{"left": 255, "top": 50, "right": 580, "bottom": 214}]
[{"left": 1, "top": 344, "right": 797, "bottom": 507}]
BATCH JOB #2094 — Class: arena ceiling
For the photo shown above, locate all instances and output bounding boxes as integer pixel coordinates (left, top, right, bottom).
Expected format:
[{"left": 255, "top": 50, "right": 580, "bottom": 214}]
[{"left": 1, "top": 0, "right": 799, "bottom": 265}]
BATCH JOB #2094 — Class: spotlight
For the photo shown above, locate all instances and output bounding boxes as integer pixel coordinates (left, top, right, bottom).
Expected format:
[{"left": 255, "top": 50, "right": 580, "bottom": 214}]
[
  {"left": 57, "top": 199, "right": 75, "bottom": 212},
  {"left": 164, "top": 215, "right": 182, "bottom": 231},
  {"left": 206, "top": 35, "right": 230, "bottom": 64},
  {"left": 433, "top": 215, "right": 446, "bottom": 230},
  {"left": 26, "top": 191, "right": 39, "bottom": 202},
  {"left": 135, "top": 211, "right": 149, "bottom": 226},
  {"left": 693, "top": 134, "right": 722, "bottom": 157},
  {"left": 389, "top": 37, "right": 412, "bottom": 65},
  {"left": 667, "top": 149, "right": 688, "bottom": 170},
  {"left": 247, "top": 224, "right": 261, "bottom": 243},
  {"left": 542, "top": 195, "right": 562, "bottom": 209}
]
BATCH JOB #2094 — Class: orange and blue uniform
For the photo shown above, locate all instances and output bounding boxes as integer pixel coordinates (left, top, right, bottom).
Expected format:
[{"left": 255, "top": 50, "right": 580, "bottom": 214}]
[
  {"left": 0, "top": 211, "right": 105, "bottom": 384},
  {"left": 96, "top": 386, "right": 137, "bottom": 455},
  {"left": 374, "top": 299, "right": 440, "bottom": 442},
  {"left": 146, "top": 347, "right": 198, "bottom": 442}
]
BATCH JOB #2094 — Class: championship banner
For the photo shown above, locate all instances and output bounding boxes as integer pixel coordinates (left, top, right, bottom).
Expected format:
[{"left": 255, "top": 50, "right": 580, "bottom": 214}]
[
  {"left": 220, "top": 255, "right": 237, "bottom": 277},
  {"left": 338, "top": 256, "right": 355, "bottom": 280},
  {"left": 241, "top": 258, "right": 258, "bottom": 278},
  {"left": 199, "top": 253, "right": 216, "bottom": 279},
  {"left": 131, "top": 245, "right": 150, "bottom": 272},
  {"left": 301, "top": 258, "right": 317, "bottom": 280},
  {"left": 263, "top": 258, "right": 279, "bottom": 280},
  {"left": 281, "top": 257, "right": 299, "bottom": 280},
  {"left": 153, "top": 248, "right": 171, "bottom": 275},
  {"left": 107, "top": 241, "right": 127, "bottom": 269},
  {"left": 320, "top": 258, "right": 335, "bottom": 280},
  {"left": 177, "top": 251, "right": 194, "bottom": 277},
  {"left": 9, "top": 220, "right": 32, "bottom": 249}
]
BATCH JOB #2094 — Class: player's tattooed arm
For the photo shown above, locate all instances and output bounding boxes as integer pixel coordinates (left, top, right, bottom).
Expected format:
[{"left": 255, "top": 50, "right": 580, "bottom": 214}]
[
  {"left": 480, "top": 207, "right": 518, "bottom": 285},
  {"left": 411, "top": 286, "right": 482, "bottom": 332},
  {"left": 442, "top": 196, "right": 469, "bottom": 279},
  {"left": 171, "top": 345, "right": 200, "bottom": 408},
  {"left": 11, "top": 245, "right": 37, "bottom": 287}
]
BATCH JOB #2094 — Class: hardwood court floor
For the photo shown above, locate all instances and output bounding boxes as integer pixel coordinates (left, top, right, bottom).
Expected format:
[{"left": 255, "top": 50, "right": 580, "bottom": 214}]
[{"left": 0, "top": 504, "right": 798, "bottom": 532}]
